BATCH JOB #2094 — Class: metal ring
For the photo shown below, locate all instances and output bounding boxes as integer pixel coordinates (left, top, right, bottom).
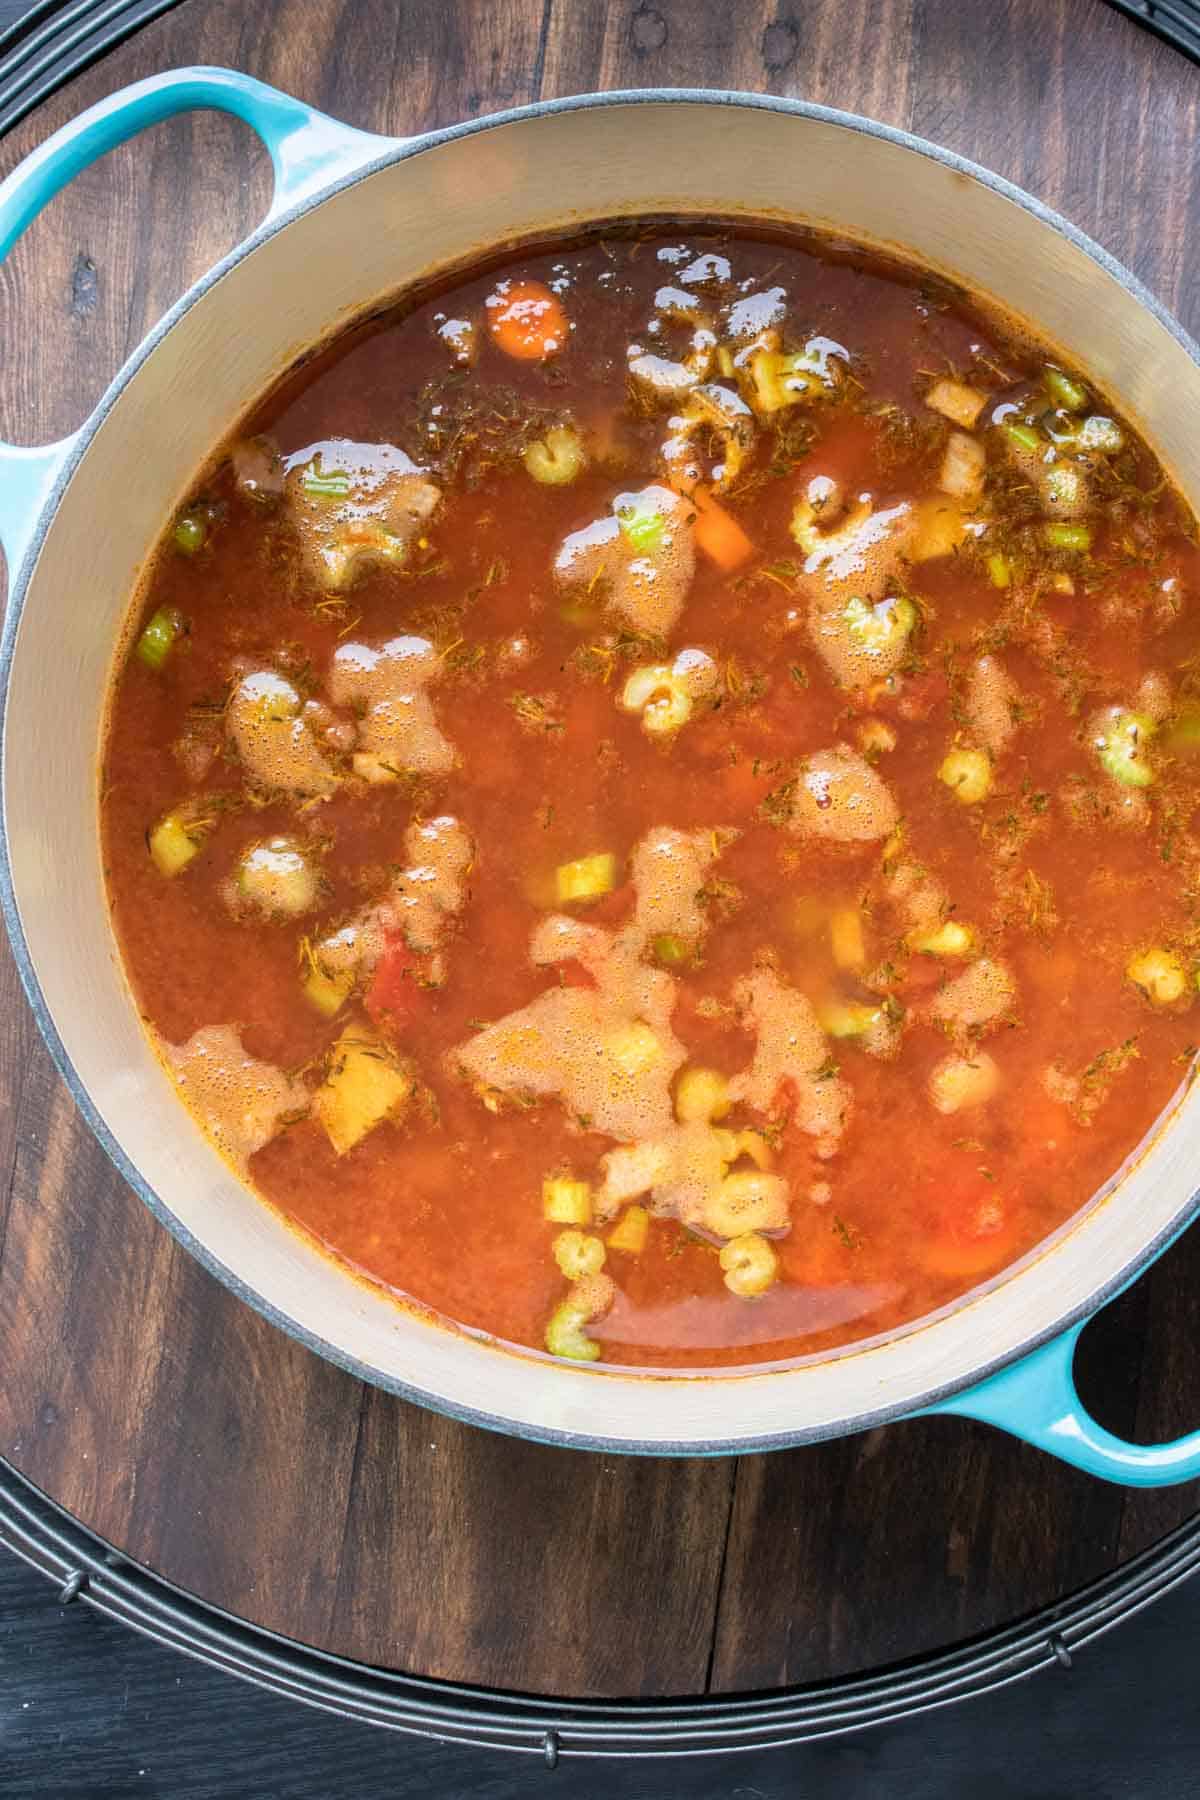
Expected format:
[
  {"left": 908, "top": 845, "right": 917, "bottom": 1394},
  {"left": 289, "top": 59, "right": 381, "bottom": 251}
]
[{"left": 2, "top": 1455, "right": 1197, "bottom": 1758}]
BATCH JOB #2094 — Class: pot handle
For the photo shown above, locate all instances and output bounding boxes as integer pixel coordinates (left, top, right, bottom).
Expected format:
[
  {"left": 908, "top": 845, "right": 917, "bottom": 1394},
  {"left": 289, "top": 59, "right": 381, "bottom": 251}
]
[
  {"left": 0, "top": 66, "right": 395, "bottom": 576},
  {"left": 922, "top": 1321, "right": 1200, "bottom": 1486}
]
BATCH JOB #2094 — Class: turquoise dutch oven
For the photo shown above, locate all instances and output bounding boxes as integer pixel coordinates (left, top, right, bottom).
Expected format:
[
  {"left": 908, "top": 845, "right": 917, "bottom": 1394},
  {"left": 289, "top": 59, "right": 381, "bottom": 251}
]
[{"left": 3, "top": 68, "right": 1200, "bottom": 1481}]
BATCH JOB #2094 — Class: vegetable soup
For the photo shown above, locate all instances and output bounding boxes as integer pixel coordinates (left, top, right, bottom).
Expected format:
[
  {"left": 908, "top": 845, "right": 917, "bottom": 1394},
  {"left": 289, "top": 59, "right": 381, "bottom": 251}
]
[{"left": 101, "top": 225, "right": 1200, "bottom": 1369}]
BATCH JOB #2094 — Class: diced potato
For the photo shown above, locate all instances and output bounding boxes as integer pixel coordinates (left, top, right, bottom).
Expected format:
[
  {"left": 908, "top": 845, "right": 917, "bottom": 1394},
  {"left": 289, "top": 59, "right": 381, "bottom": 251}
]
[
  {"left": 819, "top": 1000, "right": 883, "bottom": 1039},
  {"left": 149, "top": 810, "right": 208, "bottom": 878},
  {"left": 925, "top": 377, "right": 987, "bottom": 430},
  {"left": 312, "top": 1028, "right": 413, "bottom": 1155},
  {"left": 675, "top": 1066, "right": 731, "bottom": 1123},
  {"left": 939, "top": 430, "right": 986, "bottom": 501},
  {"left": 910, "top": 920, "right": 976, "bottom": 957},
  {"left": 606, "top": 1021, "right": 662, "bottom": 1076},
  {"left": 715, "top": 1127, "right": 774, "bottom": 1171},
  {"left": 235, "top": 836, "right": 318, "bottom": 917},
  {"left": 600, "top": 1140, "right": 673, "bottom": 1205},
  {"left": 302, "top": 963, "right": 354, "bottom": 1018},
  {"left": 830, "top": 907, "right": 865, "bottom": 970},
  {"left": 909, "top": 497, "right": 967, "bottom": 562},
  {"left": 928, "top": 1051, "right": 1000, "bottom": 1114},
  {"left": 555, "top": 852, "right": 618, "bottom": 905},
  {"left": 719, "top": 1232, "right": 779, "bottom": 1297},
  {"left": 607, "top": 1204, "right": 649, "bottom": 1254},
  {"left": 353, "top": 751, "right": 402, "bottom": 784},
  {"left": 543, "top": 1175, "right": 593, "bottom": 1225}
]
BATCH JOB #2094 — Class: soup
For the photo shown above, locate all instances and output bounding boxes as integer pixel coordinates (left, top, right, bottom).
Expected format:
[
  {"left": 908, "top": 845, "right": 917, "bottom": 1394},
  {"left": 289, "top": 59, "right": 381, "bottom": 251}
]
[{"left": 100, "top": 225, "right": 1200, "bottom": 1370}]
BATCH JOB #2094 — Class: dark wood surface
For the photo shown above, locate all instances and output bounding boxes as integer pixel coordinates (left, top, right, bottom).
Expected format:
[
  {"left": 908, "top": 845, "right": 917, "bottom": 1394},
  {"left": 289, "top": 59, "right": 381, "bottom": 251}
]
[{"left": 2, "top": 0, "right": 1200, "bottom": 1704}]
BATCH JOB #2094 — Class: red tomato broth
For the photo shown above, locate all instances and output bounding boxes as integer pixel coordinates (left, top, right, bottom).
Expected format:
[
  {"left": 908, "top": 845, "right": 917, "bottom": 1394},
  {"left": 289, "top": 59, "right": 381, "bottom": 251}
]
[{"left": 101, "top": 224, "right": 1200, "bottom": 1370}]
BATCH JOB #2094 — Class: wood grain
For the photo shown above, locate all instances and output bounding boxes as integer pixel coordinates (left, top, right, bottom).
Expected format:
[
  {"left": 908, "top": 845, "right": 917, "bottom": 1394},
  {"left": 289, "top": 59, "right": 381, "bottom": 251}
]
[{"left": 0, "top": 0, "right": 1198, "bottom": 1700}]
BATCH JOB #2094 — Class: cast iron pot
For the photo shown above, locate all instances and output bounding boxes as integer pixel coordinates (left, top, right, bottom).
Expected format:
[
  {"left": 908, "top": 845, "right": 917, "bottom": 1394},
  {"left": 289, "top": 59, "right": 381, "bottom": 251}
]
[{"left": 3, "top": 70, "right": 1200, "bottom": 1478}]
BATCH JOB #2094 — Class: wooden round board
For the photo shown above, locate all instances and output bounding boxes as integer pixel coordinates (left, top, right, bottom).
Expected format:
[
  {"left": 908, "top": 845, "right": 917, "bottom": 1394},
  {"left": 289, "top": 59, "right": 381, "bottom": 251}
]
[{"left": 2, "top": 0, "right": 1200, "bottom": 1703}]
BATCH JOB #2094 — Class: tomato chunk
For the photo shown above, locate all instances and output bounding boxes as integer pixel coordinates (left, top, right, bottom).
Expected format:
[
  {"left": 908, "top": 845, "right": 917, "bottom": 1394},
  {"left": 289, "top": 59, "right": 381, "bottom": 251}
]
[{"left": 365, "top": 935, "right": 425, "bottom": 1027}]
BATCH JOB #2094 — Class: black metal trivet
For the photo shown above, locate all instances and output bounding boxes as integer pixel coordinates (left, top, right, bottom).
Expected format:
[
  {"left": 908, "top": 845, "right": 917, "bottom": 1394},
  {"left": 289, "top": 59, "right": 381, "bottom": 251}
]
[
  {"left": 4, "top": 1453, "right": 1200, "bottom": 1758},
  {"left": 1107, "top": 0, "right": 1200, "bottom": 59},
  {"left": 0, "top": 0, "right": 184, "bottom": 136}
]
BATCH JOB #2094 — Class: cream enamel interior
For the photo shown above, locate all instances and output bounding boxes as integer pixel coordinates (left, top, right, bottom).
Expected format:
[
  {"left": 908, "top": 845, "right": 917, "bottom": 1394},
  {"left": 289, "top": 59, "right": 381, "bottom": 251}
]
[{"left": 5, "top": 95, "right": 1200, "bottom": 1450}]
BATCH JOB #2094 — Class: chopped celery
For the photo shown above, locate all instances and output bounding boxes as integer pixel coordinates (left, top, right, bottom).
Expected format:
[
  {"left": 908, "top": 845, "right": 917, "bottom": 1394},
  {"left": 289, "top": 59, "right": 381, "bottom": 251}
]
[
  {"left": 1042, "top": 520, "right": 1091, "bottom": 552},
  {"left": 986, "top": 552, "right": 1012, "bottom": 590},
  {"left": 524, "top": 426, "right": 585, "bottom": 485},
  {"left": 1094, "top": 708, "right": 1156, "bottom": 787},
  {"left": 543, "top": 1176, "right": 593, "bottom": 1226},
  {"left": 621, "top": 663, "right": 692, "bottom": 734},
  {"left": 552, "top": 1229, "right": 606, "bottom": 1280},
  {"left": 939, "top": 747, "right": 992, "bottom": 804},
  {"left": 149, "top": 810, "right": 205, "bottom": 878},
  {"left": 607, "top": 1204, "right": 649, "bottom": 1254},
  {"left": 1126, "top": 948, "right": 1187, "bottom": 1007},
  {"left": 719, "top": 1231, "right": 779, "bottom": 1298},
  {"left": 675, "top": 1066, "right": 731, "bottom": 1124},
  {"left": 312, "top": 1028, "right": 412, "bottom": 1155},
  {"left": 545, "top": 1296, "right": 602, "bottom": 1361},
  {"left": 1002, "top": 420, "right": 1041, "bottom": 455},
  {"left": 703, "top": 1170, "right": 789, "bottom": 1239},
  {"left": 1044, "top": 365, "right": 1088, "bottom": 412},
  {"left": 1077, "top": 414, "right": 1124, "bottom": 453},
  {"left": 616, "top": 497, "right": 666, "bottom": 555},
  {"left": 135, "top": 606, "right": 184, "bottom": 671},
  {"left": 555, "top": 851, "right": 618, "bottom": 905},
  {"left": 173, "top": 510, "right": 208, "bottom": 556},
  {"left": 843, "top": 593, "right": 916, "bottom": 653},
  {"left": 652, "top": 932, "right": 692, "bottom": 966},
  {"left": 301, "top": 457, "right": 352, "bottom": 500}
]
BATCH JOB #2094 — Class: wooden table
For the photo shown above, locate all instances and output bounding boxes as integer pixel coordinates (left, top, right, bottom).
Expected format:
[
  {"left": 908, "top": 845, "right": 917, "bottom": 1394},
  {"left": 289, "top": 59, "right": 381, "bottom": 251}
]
[{"left": 2, "top": 0, "right": 1199, "bottom": 1706}]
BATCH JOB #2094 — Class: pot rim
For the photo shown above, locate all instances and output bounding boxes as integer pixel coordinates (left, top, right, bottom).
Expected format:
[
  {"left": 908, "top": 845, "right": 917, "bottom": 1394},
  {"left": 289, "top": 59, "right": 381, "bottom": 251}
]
[{"left": 3, "top": 82, "right": 1200, "bottom": 1454}]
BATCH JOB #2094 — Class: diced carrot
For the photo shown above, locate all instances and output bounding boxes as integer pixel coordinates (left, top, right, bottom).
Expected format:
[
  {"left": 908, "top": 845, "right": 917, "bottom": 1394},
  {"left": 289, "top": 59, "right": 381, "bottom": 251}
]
[
  {"left": 924, "top": 1189, "right": 1018, "bottom": 1279},
  {"left": 689, "top": 486, "right": 756, "bottom": 572},
  {"left": 485, "top": 279, "right": 569, "bottom": 361},
  {"left": 365, "top": 934, "right": 425, "bottom": 1028}
]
